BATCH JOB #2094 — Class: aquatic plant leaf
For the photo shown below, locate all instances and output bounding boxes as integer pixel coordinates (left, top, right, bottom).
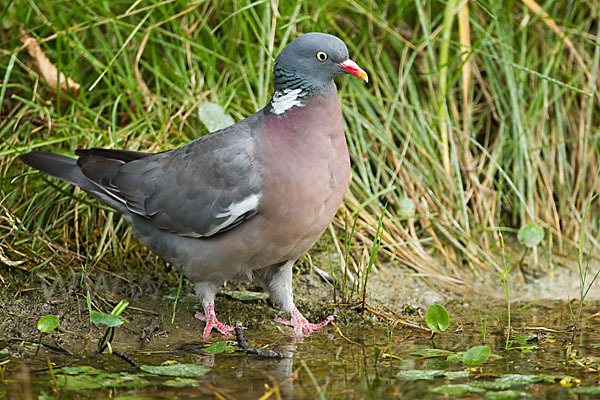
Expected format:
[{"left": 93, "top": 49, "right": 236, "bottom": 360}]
[
  {"left": 426, "top": 304, "right": 450, "bottom": 333},
  {"left": 60, "top": 366, "right": 102, "bottom": 375},
  {"left": 398, "top": 198, "right": 415, "bottom": 217},
  {"left": 484, "top": 390, "right": 530, "bottom": 399},
  {"left": 221, "top": 289, "right": 269, "bottom": 301},
  {"left": 410, "top": 348, "right": 454, "bottom": 357},
  {"left": 141, "top": 363, "right": 211, "bottom": 377},
  {"left": 90, "top": 311, "right": 125, "bottom": 327},
  {"left": 517, "top": 224, "right": 544, "bottom": 248},
  {"left": 59, "top": 372, "right": 150, "bottom": 390},
  {"left": 202, "top": 341, "right": 236, "bottom": 354},
  {"left": 430, "top": 384, "right": 485, "bottom": 395},
  {"left": 198, "top": 102, "right": 234, "bottom": 132},
  {"left": 537, "top": 374, "right": 557, "bottom": 383},
  {"left": 446, "top": 352, "right": 465, "bottom": 362},
  {"left": 37, "top": 315, "right": 59, "bottom": 333},
  {"left": 462, "top": 345, "right": 490, "bottom": 366},
  {"left": 373, "top": 345, "right": 382, "bottom": 366},
  {"left": 496, "top": 374, "right": 554, "bottom": 385},
  {"left": 162, "top": 378, "right": 200, "bottom": 388},
  {"left": 474, "top": 381, "right": 513, "bottom": 390},
  {"left": 475, "top": 374, "right": 556, "bottom": 390},
  {"left": 444, "top": 370, "right": 471, "bottom": 380},
  {"left": 397, "top": 369, "right": 444, "bottom": 380},
  {"left": 574, "top": 386, "right": 600, "bottom": 394}
]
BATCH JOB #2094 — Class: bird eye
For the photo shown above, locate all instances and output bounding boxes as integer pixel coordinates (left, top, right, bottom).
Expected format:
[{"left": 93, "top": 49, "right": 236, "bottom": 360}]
[{"left": 316, "top": 51, "right": 328, "bottom": 62}]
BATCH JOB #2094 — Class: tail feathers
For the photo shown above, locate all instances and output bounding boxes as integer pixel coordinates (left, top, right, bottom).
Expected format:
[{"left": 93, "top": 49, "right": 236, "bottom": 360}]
[
  {"left": 75, "top": 148, "right": 153, "bottom": 163},
  {"left": 19, "top": 151, "right": 97, "bottom": 192}
]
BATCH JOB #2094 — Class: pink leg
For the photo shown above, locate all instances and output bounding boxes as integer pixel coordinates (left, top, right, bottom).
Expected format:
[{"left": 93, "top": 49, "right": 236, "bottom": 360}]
[
  {"left": 275, "top": 306, "right": 334, "bottom": 336},
  {"left": 195, "top": 304, "right": 234, "bottom": 339}
]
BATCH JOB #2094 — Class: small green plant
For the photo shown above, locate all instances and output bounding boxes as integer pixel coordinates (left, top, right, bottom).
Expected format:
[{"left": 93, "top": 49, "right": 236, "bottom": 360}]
[
  {"left": 373, "top": 345, "right": 382, "bottom": 368},
  {"left": 517, "top": 223, "right": 544, "bottom": 265},
  {"left": 342, "top": 209, "right": 359, "bottom": 303},
  {"left": 171, "top": 270, "right": 184, "bottom": 324},
  {"left": 87, "top": 290, "right": 128, "bottom": 354},
  {"left": 426, "top": 304, "right": 450, "bottom": 337},
  {"left": 567, "top": 189, "right": 600, "bottom": 364},
  {"left": 462, "top": 345, "right": 491, "bottom": 367},
  {"left": 361, "top": 204, "right": 386, "bottom": 317},
  {"left": 478, "top": 309, "right": 486, "bottom": 344},
  {"left": 37, "top": 315, "right": 59, "bottom": 333},
  {"left": 35, "top": 314, "right": 59, "bottom": 356}
]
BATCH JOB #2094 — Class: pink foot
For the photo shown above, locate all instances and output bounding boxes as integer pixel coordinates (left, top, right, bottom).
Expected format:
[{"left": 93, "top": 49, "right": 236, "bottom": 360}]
[
  {"left": 275, "top": 306, "right": 334, "bottom": 336},
  {"left": 195, "top": 304, "right": 234, "bottom": 339}
]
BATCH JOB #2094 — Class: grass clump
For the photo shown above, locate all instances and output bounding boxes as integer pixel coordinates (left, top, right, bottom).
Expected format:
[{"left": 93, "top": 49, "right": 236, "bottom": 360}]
[{"left": 0, "top": 0, "right": 598, "bottom": 290}]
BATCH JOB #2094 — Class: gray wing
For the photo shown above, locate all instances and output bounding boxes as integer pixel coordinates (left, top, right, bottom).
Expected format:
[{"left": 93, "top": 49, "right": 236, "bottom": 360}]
[{"left": 77, "top": 123, "right": 263, "bottom": 238}]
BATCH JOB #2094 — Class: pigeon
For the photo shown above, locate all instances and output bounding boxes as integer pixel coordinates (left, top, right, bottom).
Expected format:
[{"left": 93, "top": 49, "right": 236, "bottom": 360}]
[{"left": 19, "top": 32, "right": 368, "bottom": 338}]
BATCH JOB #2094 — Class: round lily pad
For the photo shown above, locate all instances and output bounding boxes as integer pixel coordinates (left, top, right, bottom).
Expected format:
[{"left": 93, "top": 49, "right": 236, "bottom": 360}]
[{"left": 140, "top": 364, "right": 211, "bottom": 377}]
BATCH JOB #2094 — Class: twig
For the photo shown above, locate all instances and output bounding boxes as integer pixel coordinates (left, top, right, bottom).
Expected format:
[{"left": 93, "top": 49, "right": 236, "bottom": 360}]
[
  {"left": 364, "top": 305, "right": 431, "bottom": 332},
  {"left": 8, "top": 337, "right": 72, "bottom": 356},
  {"left": 112, "top": 350, "right": 140, "bottom": 369},
  {"left": 234, "top": 322, "right": 285, "bottom": 359},
  {"left": 330, "top": 322, "right": 361, "bottom": 345}
]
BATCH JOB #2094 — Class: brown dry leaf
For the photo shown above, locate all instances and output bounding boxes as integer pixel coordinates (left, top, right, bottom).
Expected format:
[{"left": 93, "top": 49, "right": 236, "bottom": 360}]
[{"left": 19, "top": 27, "right": 81, "bottom": 98}]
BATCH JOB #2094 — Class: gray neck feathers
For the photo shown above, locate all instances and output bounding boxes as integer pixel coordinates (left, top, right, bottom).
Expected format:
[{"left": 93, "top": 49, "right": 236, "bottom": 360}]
[{"left": 269, "top": 64, "right": 335, "bottom": 115}]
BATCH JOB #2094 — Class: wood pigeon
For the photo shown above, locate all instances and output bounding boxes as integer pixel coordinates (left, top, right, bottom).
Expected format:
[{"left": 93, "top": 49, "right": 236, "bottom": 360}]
[{"left": 19, "top": 32, "right": 368, "bottom": 338}]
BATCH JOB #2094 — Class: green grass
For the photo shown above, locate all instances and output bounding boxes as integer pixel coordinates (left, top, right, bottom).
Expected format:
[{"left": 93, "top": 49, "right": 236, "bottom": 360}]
[{"left": 1, "top": 0, "right": 599, "bottom": 288}]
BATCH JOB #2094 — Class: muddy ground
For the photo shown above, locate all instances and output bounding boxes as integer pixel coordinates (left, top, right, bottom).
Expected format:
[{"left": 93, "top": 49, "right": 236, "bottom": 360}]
[{"left": 1, "top": 239, "right": 597, "bottom": 355}]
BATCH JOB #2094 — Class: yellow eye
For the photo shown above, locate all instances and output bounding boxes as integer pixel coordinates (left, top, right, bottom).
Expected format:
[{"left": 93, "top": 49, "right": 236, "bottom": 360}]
[{"left": 316, "top": 51, "right": 328, "bottom": 62}]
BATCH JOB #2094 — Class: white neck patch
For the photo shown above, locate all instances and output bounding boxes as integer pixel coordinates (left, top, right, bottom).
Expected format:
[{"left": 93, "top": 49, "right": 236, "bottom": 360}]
[{"left": 270, "top": 88, "right": 305, "bottom": 115}]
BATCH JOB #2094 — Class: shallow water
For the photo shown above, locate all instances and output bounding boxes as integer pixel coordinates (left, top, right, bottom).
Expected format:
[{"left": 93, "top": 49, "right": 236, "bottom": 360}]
[{"left": 3, "top": 300, "right": 600, "bottom": 399}]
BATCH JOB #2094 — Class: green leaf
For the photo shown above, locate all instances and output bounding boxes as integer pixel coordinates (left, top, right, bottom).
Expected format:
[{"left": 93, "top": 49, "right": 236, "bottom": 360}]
[
  {"left": 373, "top": 345, "right": 382, "bottom": 366},
  {"left": 462, "top": 345, "right": 491, "bottom": 366},
  {"left": 517, "top": 224, "right": 544, "bottom": 248},
  {"left": 574, "top": 386, "right": 600, "bottom": 394},
  {"left": 59, "top": 371, "right": 150, "bottom": 390},
  {"left": 220, "top": 289, "right": 269, "bottom": 301},
  {"left": 37, "top": 315, "right": 59, "bottom": 333},
  {"left": 430, "top": 384, "right": 485, "bottom": 395},
  {"left": 86, "top": 290, "right": 93, "bottom": 315},
  {"left": 410, "top": 348, "right": 454, "bottom": 357},
  {"left": 444, "top": 370, "right": 472, "bottom": 380},
  {"left": 426, "top": 304, "right": 450, "bottom": 333},
  {"left": 90, "top": 311, "right": 125, "bottom": 327},
  {"left": 484, "top": 390, "right": 530, "bottom": 399},
  {"left": 446, "top": 352, "right": 464, "bottom": 363},
  {"left": 398, "top": 198, "right": 415, "bottom": 217},
  {"left": 495, "top": 374, "right": 554, "bottom": 385},
  {"left": 162, "top": 378, "right": 200, "bottom": 388},
  {"left": 60, "top": 366, "right": 102, "bottom": 375},
  {"left": 198, "top": 102, "right": 234, "bottom": 132},
  {"left": 201, "top": 341, "right": 236, "bottom": 354},
  {"left": 140, "top": 364, "right": 211, "bottom": 377},
  {"left": 396, "top": 369, "right": 444, "bottom": 380}
]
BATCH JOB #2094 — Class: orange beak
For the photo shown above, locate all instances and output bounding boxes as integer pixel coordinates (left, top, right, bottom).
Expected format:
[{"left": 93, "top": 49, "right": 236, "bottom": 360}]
[{"left": 338, "top": 59, "right": 368, "bottom": 83}]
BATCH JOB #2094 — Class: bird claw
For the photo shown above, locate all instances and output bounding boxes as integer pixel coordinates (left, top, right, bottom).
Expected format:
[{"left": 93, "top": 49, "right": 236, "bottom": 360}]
[
  {"left": 275, "top": 306, "right": 334, "bottom": 336},
  {"left": 195, "top": 305, "right": 234, "bottom": 339}
]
